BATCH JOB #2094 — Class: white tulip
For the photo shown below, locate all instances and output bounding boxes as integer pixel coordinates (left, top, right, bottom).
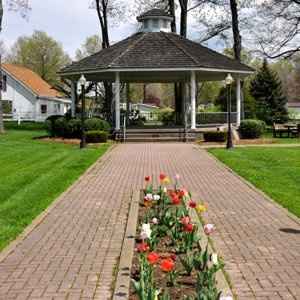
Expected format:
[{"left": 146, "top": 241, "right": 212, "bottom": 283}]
[
  {"left": 140, "top": 223, "right": 152, "bottom": 240},
  {"left": 152, "top": 218, "right": 159, "bottom": 224},
  {"left": 220, "top": 296, "right": 233, "bottom": 300},
  {"left": 163, "top": 187, "right": 167, "bottom": 193},
  {"left": 146, "top": 193, "right": 153, "bottom": 200},
  {"left": 211, "top": 253, "right": 218, "bottom": 265},
  {"left": 153, "top": 194, "right": 160, "bottom": 201}
]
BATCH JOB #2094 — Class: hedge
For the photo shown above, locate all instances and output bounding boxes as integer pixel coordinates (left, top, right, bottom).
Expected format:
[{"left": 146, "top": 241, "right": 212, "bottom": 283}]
[
  {"left": 46, "top": 117, "right": 110, "bottom": 139},
  {"left": 86, "top": 130, "right": 108, "bottom": 143},
  {"left": 239, "top": 119, "right": 266, "bottom": 139},
  {"left": 203, "top": 131, "right": 227, "bottom": 142},
  {"left": 4, "top": 121, "right": 46, "bottom": 131}
]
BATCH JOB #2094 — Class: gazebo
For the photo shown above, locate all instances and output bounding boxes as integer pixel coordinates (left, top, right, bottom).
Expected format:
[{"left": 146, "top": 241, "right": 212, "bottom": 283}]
[{"left": 59, "top": 9, "right": 253, "bottom": 136}]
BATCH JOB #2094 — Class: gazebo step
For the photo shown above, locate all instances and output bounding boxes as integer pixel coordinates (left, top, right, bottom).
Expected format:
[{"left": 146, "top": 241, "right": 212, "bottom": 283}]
[{"left": 123, "top": 136, "right": 196, "bottom": 143}]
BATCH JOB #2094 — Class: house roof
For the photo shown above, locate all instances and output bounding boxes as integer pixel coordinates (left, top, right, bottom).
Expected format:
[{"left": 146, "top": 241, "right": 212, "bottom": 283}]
[
  {"left": 60, "top": 31, "right": 253, "bottom": 76},
  {"left": 2, "top": 64, "right": 62, "bottom": 98},
  {"left": 137, "top": 9, "right": 173, "bottom": 21}
]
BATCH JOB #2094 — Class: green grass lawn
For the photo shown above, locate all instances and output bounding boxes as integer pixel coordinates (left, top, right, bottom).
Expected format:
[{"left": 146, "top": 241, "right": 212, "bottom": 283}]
[
  {"left": 210, "top": 147, "right": 300, "bottom": 218},
  {"left": 0, "top": 130, "right": 110, "bottom": 251},
  {"left": 262, "top": 131, "right": 300, "bottom": 144}
]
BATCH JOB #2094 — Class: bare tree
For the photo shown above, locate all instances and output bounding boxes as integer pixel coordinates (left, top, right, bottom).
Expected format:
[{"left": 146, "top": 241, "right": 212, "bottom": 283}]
[
  {"left": 254, "top": 0, "right": 300, "bottom": 59},
  {"left": 0, "top": 0, "right": 30, "bottom": 133}
]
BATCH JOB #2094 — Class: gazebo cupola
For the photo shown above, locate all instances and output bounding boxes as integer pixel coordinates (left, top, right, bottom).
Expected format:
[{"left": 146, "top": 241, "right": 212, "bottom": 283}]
[{"left": 137, "top": 8, "right": 173, "bottom": 33}]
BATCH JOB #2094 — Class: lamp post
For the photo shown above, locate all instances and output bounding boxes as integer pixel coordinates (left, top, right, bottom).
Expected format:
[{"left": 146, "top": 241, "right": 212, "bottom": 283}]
[
  {"left": 225, "top": 73, "right": 234, "bottom": 149},
  {"left": 78, "top": 74, "right": 87, "bottom": 149}
]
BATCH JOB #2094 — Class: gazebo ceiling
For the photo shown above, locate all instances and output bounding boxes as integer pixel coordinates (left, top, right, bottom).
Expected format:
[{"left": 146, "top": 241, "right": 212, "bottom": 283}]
[{"left": 59, "top": 31, "right": 254, "bottom": 82}]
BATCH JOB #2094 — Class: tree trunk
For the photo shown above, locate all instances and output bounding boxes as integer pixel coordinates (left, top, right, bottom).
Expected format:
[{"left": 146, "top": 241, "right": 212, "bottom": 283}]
[
  {"left": 168, "top": 0, "right": 176, "bottom": 33},
  {"left": 179, "top": 0, "right": 188, "bottom": 38},
  {"left": 0, "top": 0, "right": 4, "bottom": 133},
  {"left": 230, "top": 0, "right": 241, "bottom": 61}
]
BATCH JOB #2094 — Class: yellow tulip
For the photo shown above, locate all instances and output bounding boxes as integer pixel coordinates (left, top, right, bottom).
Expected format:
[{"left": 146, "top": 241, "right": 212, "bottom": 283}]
[{"left": 196, "top": 204, "right": 207, "bottom": 214}]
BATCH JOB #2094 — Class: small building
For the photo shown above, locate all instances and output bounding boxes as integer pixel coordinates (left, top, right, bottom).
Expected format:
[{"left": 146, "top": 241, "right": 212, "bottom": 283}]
[{"left": 2, "top": 64, "right": 71, "bottom": 122}]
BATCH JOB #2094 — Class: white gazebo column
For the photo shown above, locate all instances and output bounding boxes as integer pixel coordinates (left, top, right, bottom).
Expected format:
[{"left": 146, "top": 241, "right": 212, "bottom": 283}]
[
  {"left": 70, "top": 81, "right": 76, "bottom": 117},
  {"left": 115, "top": 72, "right": 121, "bottom": 131},
  {"left": 236, "top": 76, "right": 241, "bottom": 126},
  {"left": 190, "top": 71, "right": 197, "bottom": 130}
]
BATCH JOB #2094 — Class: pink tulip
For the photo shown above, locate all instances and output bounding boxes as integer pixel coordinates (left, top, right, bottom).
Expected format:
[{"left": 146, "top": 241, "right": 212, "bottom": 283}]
[{"left": 204, "top": 224, "right": 215, "bottom": 235}]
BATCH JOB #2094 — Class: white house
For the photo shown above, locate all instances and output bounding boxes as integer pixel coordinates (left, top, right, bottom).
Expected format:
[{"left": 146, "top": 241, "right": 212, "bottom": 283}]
[{"left": 1, "top": 64, "right": 71, "bottom": 122}]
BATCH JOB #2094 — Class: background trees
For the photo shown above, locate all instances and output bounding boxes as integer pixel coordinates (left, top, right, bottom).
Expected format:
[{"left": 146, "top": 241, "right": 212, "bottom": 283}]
[
  {"left": 250, "top": 60, "right": 289, "bottom": 124},
  {"left": 75, "top": 35, "right": 102, "bottom": 61},
  {"left": 7, "top": 31, "right": 71, "bottom": 86}
]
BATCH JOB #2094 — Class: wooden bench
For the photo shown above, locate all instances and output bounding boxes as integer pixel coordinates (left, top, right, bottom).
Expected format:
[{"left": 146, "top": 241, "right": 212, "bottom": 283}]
[{"left": 273, "top": 123, "right": 289, "bottom": 138}]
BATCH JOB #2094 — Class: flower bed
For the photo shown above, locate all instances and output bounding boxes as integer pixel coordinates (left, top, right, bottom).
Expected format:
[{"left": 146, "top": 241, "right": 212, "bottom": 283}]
[{"left": 129, "top": 174, "right": 232, "bottom": 300}]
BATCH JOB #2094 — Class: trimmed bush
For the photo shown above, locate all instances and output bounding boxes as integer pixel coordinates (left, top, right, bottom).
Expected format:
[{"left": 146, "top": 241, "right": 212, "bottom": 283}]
[
  {"left": 66, "top": 119, "right": 82, "bottom": 138},
  {"left": 52, "top": 117, "right": 68, "bottom": 137},
  {"left": 203, "top": 131, "right": 227, "bottom": 142},
  {"left": 5, "top": 121, "right": 46, "bottom": 131},
  {"left": 239, "top": 119, "right": 265, "bottom": 139},
  {"left": 86, "top": 130, "right": 108, "bottom": 143},
  {"left": 84, "top": 118, "right": 111, "bottom": 132},
  {"left": 46, "top": 115, "right": 64, "bottom": 136},
  {"left": 158, "top": 108, "right": 175, "bottom": 126}
]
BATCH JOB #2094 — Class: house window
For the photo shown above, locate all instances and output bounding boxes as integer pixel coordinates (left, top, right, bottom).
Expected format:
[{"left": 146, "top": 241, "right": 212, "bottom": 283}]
[{"left": 41, "top": 104, "right": 47, "bottom": 114}]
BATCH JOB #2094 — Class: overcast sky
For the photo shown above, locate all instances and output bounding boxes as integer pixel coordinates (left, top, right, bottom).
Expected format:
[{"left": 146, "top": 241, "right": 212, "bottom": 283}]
[
  {"left": 1, "top": 0, "right": 222, "bottom": 60},
  {"left": 2, "top": 0, "right": 137, "bottom": 59}
]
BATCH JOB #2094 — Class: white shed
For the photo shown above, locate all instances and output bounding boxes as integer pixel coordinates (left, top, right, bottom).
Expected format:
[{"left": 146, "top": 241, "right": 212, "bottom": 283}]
[{"left": 1, "top": 64, "right": 71, "bottom": 122}]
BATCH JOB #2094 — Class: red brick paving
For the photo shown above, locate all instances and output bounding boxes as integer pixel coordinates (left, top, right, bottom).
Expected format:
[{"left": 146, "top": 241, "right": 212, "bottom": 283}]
[{"left": 0, "top": 144, "right": 299, "bottom": 299}]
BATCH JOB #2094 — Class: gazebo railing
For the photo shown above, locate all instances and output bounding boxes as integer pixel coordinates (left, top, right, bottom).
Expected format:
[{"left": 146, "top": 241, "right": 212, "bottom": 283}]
[{"left": 196, "top": 112, "right": 237, "bottom": 126}]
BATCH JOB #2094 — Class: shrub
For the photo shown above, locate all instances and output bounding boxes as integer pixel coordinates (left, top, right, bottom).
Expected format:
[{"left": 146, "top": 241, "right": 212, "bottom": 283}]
[
  {"left": 4, "top": 121, "right": 46, "bottom": 131},
  {"left": 86, "top": 130, "right": 108, "bottom": 143},
  {"left": 66, "top": 119, "right": 82, "bottom": 138},
  {"left": 158, "top": 108, "right": 175, "bottom": 126},
  {"left": 84, "top": 118, "right": 110, "bottom": 132},
  {"left": 203, "top": 131, "right": 227, "bottom": 142},
  {"left": 239, "top": 119, "right": 265, "bottom": 139},
  {"left": 46, "top": 115, "right": 64, "bottom": 136},
  {"left": 52, "top": 117, "right": 68, "bottom": 137}
]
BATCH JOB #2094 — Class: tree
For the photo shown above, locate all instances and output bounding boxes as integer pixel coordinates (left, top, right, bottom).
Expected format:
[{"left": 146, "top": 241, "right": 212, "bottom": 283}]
[
  {"left": 7, "top": 31, "right": 71, "bottom": 86},
  {"left": 75, "top": 35, "right": 102, "bottom": 61},
  {"left": 0, "top": 0, "right": 31, "bottom": 133},
  {"left": 250, "top": 60, "right": 289, "bottom": 124},
  {"left": 254, "top": 0, "right": 300, "bottom": 59}
]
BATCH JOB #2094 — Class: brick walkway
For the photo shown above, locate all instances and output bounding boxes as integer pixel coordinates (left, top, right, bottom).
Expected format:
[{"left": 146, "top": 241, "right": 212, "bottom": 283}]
[{"left": 0, "top": 144, "right": 299, "bottom": 300}]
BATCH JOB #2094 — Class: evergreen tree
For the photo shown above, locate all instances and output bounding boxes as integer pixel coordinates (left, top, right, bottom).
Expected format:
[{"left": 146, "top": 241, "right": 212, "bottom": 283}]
[{"left": 250, "top": 59, "right": 288, "bottom": 124}]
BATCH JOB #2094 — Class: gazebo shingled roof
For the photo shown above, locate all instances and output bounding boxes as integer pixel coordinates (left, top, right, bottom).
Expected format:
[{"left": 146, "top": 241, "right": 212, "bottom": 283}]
[{"left": 60, "top": 31, "right": 253, "bottom": 78}]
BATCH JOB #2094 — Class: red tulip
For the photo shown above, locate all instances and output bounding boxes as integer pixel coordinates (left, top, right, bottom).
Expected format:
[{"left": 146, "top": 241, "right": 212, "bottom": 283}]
[
  {"left": 184, "top": 223, "right": 194, "bottom": 232},
  {"left": 147, "top": 252, "right": 159, "bottom": 265},
  {"left": 145, "top": 176, "right": 151, "bottom": 182},
  {"left": 171, "top": 195, "right": 180, "bottom": 205},
  {"left": 180, "top": 216, "right": 191, "bottom": 226},
  {"left": 188, "top": 200, "right": 197, "bottom": 208},
  {"left": 159, "top": 173, "right": 167, "bottom": 181},
  {"left": 137, "top": 242, "right": 150, "bottom": 253},
  {"left": 160, "top": 258, "right": 175, "bottom": 272}
]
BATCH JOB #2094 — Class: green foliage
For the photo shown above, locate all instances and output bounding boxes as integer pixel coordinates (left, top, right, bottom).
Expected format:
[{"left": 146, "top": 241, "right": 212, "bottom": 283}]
[
  {"left": 4, "top": 121, "right": 46, "bottom": 131},
  {"left": 84, "top": 117, "right": 111, "bottom": 132},
  {"left": 158, "top": 108, "right": 175, "bottom": 126},
  {"left": 239, "top": 119, "right": 266, "bottom": 139},
  {"left": 7, "top": 30, "right": 71, "bottom": 86},
  {"left": 215, "top": 83, "right": 256, "bottom": 118},
  {"left": 250, "top": 59, "right": 289, "bottom": 124},
  {"left": 48, "top": 117, "right": 110, "bottom": 139},
  {"left": 86, "top": 130, "right": 108, "bottom": 143},
  {"left": 75, "top": 35, "right": 102, "bottom": 61},
  {"left": 203, "top": 131, "right": 227, "bottom": 142},
  {"left": 132, "top": 255, "right": 158, "bottom": 300}
]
